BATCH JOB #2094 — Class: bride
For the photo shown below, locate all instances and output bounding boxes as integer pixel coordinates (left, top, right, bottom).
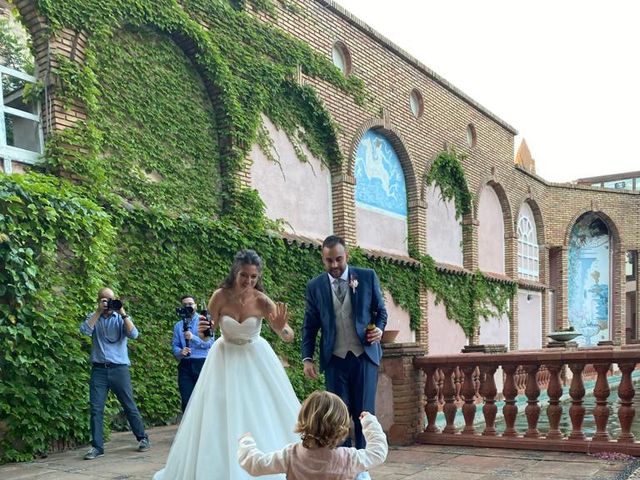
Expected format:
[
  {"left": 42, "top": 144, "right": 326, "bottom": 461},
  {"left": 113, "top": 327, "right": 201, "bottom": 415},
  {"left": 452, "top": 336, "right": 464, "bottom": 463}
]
[{"left": 153, "top": 249, "right": 301, "bottom": 479}]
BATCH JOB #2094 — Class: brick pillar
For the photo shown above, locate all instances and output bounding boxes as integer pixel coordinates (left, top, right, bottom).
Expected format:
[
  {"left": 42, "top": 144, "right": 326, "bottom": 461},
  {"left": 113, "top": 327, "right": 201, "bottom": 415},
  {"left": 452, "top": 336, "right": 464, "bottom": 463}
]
[
  {"left": 557, "top": 246, "right": 569, "bottom": 330},
  {"left": 635, "top": 251, "right": 640, "bottom": 341},
  {"left": 462, "top": 215, "right": 478, "bottom": 272},
  {"left": 410, "top": 200, "right": 429, "bottom": 351},
  {"left": 539, "top": 245, "right": 550, "bottom": 339},
  {"left": 467, "top": 213, "right": 481, "bottom": 346},
  {"left": 509, "top": 289, "right": 518, "bottom": 351},
  {"left": 415, "top": 284, "right": 429, "bottom": 349},
  {"left": 613, "top": 247, "right": 626, "bottom": 345},
  {"left": 332, "top": 173, "right": 356, "bottom": 245},
  {"left": 409, "top": 199, "right": 427, "bottom": 255},
  {"left": 506, "top": 229, "right": 518, "bottom": 350},
  {"left": 377, "top": 343, "right": 426, "bottom": 445}
]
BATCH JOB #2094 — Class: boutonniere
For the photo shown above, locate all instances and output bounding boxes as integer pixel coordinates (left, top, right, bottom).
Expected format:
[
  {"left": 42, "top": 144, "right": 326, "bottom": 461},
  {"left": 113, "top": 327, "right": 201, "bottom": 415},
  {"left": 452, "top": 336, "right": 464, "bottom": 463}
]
[{"left": 349, "top": 275, "right": 359, "bottom": 294}]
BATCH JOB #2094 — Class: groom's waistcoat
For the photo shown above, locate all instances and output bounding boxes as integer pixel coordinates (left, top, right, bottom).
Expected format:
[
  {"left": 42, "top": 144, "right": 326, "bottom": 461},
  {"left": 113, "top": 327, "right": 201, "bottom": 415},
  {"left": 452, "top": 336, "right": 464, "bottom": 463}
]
[{"left": 331, "top": 285, "right": 363, "bottom": 358}]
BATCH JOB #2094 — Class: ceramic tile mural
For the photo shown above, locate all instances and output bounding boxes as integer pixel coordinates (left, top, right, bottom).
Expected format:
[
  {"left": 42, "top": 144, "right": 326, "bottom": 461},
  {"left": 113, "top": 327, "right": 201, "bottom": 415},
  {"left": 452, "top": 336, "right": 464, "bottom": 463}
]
[
  {"left": 355, "top": 130, "right": 407, "bottom": 217},
  {"left": 568, "top": 213, "right": 610, "bottom": 346}
]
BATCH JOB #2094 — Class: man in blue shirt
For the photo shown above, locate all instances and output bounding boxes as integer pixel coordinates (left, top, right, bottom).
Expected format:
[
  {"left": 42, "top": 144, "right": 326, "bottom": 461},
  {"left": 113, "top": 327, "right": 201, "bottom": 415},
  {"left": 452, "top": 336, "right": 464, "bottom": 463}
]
[
  {"left": 172, "top": 295, "right": 214, "bottom": 412},
  {"left": 80, "top": 287, "right": 149, "bottom": 460}
]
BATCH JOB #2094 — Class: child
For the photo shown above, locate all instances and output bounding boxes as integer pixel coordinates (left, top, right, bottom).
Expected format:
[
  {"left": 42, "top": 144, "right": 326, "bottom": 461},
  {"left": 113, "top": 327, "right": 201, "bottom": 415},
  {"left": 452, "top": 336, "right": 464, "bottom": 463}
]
[{"left": 238, "top": 390, "right": 388, "bottom": 479}]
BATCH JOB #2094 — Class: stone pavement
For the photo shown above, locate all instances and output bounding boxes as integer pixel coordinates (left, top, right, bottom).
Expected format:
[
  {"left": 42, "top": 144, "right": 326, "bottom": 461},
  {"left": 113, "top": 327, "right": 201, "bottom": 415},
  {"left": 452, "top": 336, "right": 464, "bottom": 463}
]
[{"left": 1, "top": 424, "right": 638, "bottom": 480}]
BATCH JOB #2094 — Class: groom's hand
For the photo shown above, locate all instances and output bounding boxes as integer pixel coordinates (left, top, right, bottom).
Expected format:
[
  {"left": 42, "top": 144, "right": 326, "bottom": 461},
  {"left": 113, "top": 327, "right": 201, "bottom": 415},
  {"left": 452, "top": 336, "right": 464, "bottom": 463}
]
[
  {"left": 366, "top": 326, "right": 383, "bottom": 344},
  {"left": 303, "top": 360, "right": 318, "bottom": 379}
]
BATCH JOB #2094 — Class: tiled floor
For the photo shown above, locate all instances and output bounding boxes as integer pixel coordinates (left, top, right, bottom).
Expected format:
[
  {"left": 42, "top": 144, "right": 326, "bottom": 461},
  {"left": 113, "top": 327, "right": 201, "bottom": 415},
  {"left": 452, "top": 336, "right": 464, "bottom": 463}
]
[{"left": 0, "top": 424, "right": 637, "bottom": 479}]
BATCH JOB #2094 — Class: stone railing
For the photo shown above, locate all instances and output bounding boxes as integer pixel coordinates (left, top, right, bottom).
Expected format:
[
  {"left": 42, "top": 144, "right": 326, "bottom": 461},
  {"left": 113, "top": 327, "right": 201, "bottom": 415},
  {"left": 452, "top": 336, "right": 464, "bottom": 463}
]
[{"left": 414, "top": 346, "right": 640, "bottom": 455}]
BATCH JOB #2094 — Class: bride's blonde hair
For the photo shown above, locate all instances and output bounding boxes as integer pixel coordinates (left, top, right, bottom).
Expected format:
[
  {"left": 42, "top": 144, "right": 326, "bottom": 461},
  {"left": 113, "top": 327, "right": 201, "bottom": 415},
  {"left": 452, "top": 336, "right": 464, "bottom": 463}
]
[{"left": 295, "top": 391, "right": 350, "bottom": 449}]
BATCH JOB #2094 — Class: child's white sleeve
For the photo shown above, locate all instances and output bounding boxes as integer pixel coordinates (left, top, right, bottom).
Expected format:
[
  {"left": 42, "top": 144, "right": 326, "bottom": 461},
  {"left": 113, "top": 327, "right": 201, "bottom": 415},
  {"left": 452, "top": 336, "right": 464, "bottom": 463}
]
[
  {"left": 237, "top": 434, "right": 290, "bottom": 475},
  {"left": 349, "top": 414, "right": 388, "bottom": 471}
]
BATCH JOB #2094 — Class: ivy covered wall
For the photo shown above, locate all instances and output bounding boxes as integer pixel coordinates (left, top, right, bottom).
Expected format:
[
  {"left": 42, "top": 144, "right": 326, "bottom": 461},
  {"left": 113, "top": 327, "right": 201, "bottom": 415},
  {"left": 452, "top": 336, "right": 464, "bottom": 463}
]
[{"left": 0, "top": 0, "right": 514, "bottom": 462}]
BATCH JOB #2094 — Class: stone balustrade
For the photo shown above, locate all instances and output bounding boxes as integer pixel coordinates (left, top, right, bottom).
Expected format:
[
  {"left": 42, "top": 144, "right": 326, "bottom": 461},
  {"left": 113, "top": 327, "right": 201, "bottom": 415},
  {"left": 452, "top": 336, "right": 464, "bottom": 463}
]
[{"left": 414, "top": 346, "right": 640, "bottom": 455}]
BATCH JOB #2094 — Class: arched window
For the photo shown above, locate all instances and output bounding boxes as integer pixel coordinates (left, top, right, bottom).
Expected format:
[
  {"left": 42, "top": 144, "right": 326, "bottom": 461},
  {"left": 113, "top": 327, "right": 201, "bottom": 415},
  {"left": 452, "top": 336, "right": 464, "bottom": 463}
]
[{"left": 517, "top": 213, "right": 539, "bottom": 280}]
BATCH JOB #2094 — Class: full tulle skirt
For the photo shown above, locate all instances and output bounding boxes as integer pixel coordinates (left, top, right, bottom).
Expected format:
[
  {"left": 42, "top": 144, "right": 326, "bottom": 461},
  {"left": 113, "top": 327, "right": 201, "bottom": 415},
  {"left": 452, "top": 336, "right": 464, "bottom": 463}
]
[{"left": 153, "top": 336, "right": 300, "bottom": 479}]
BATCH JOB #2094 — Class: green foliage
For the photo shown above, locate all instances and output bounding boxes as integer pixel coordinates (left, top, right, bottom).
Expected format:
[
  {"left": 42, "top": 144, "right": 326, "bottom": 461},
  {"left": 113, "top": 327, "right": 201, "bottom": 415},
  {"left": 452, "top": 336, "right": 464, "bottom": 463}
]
[
  {"left": 425, "top": 147, "right": 472, "bottom": 219},
  {"left": 413, "top": 253, "right": 516, "bottom": 338},
  {"left": 0, "top": 173, "right": 116, "bottom": 461}
]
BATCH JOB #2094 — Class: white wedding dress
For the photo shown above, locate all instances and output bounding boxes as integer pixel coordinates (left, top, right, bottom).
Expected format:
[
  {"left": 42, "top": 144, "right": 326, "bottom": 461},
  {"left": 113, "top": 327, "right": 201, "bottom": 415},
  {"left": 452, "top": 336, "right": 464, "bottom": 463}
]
[{"left": 153, "top": 316, "right": 301, "bottom": 479}]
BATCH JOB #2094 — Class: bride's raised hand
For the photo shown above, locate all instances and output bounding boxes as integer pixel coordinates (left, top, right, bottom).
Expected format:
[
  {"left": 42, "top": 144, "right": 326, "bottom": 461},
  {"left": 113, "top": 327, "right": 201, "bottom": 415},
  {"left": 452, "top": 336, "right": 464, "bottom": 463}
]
[{"left": 268, "top": 301, "right": 288, "bottom": 331}]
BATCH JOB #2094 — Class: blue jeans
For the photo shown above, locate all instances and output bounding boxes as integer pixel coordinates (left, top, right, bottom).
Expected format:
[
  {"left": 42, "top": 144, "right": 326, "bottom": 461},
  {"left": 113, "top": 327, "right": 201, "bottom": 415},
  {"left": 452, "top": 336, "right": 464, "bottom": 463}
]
[
  {"left": 89, "top": 364, "right": 147, "bottom": 453},
  {"left": 177, "top": 357, "right": 206, "bottom": 412}
]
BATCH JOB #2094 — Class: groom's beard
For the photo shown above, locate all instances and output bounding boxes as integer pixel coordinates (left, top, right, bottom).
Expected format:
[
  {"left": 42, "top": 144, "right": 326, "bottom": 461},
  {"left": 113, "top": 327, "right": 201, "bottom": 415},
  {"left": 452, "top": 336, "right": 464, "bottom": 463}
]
[{"left": 329, "top": 267, "right": 345, "bottom": 278}]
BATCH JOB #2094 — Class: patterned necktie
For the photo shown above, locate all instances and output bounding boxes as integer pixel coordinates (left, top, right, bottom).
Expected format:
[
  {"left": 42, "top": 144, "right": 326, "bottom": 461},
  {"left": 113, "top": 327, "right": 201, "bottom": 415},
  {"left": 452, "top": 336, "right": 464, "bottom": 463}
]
[{"left": 335, "top": 278, "right": 347, "bottom": 303}]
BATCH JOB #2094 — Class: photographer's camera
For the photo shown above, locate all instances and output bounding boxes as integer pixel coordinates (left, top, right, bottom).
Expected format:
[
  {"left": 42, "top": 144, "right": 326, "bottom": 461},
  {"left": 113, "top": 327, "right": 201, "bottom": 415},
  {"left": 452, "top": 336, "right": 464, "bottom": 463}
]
[
  {"left": 104, "top": 298, "right": 123, "bottom": 310},
  {"left": 176, "top": 305, "right": 195, "bottom": 317}
]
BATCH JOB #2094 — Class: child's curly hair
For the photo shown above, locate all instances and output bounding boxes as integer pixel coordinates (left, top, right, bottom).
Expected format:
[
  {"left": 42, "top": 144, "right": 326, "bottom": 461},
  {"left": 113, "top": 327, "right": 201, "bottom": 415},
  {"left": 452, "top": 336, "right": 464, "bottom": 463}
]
[{"left": 295, "top": 391, "right": 350, "bottom": 449}]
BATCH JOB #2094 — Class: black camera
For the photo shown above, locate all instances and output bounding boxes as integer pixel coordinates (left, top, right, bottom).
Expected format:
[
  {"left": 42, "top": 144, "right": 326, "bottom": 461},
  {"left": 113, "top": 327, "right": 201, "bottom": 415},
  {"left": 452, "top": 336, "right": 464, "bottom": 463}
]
[
  {"left": 106, "top": 299, "right": 123, "bottom": 310},
  {"left": 176, "top": 305, "right": 195, "bottom": 318}
]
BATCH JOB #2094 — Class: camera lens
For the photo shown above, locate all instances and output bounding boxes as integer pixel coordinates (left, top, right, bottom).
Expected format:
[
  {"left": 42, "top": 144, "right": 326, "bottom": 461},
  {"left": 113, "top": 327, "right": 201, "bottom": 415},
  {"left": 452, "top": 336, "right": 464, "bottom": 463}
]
[{"left": 107, "top": 299, "right": 123, "bottom": 310}]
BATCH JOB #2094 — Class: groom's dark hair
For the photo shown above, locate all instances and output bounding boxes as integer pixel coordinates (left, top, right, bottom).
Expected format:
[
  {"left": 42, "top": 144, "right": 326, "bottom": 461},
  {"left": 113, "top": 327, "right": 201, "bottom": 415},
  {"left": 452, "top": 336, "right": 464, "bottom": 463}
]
[{"left": 322, "top": 235, "right": 346, "bottom": 250}]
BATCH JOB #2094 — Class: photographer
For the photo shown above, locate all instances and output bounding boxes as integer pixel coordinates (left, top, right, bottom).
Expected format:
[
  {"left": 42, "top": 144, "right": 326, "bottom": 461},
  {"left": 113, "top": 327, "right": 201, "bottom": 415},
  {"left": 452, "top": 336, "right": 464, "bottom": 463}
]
[
  {"left": 171, "top": 295, "right": 214, "bottom": 412},
  {"left": 79, "top": 287, "right": 150, "bottom": 460}
]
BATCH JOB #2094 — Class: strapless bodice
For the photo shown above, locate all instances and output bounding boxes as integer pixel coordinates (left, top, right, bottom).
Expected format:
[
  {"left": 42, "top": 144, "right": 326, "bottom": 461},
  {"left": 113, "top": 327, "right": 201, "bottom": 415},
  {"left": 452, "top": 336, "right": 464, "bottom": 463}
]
[{"left": 220, "top": 315, "right": 262, "bottom": 344}]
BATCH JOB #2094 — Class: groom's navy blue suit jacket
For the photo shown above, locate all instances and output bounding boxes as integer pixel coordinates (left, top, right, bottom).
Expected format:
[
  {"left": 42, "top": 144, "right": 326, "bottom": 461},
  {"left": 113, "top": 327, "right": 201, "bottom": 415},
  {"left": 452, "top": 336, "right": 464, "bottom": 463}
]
[{"left": 301, "top": 266, "right": 388, "bottom": 372}]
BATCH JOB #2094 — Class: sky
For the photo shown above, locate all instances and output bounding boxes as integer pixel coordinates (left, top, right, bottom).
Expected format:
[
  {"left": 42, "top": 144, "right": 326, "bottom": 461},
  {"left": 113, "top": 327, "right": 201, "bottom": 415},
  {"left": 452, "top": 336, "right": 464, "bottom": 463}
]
[{"left": 335, "top": 0, "right": 640, "bottom": 183}]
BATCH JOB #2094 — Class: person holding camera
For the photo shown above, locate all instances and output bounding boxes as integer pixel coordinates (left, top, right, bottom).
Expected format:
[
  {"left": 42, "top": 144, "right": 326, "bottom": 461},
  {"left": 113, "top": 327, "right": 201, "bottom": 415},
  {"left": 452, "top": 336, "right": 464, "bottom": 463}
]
[
  {"left": 79, "top": 287, "right": 150, "bottom": 460},
  {"left": 171, "top": 295, "right": 214, "bottom": 412}
]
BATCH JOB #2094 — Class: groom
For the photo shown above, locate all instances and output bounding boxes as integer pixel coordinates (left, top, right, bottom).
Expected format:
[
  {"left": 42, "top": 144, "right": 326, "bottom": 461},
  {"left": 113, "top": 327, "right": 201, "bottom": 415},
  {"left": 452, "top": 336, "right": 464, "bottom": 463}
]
[{"left": 302, "top": 235, "right": 387, "bottom": 470}]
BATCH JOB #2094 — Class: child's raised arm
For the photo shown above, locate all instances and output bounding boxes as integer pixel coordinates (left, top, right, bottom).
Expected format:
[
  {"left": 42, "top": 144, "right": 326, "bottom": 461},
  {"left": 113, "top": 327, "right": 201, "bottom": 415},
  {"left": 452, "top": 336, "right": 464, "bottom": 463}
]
[
  {"left": 349, "top": 413, "right": 388, "bottom": 472},
  {"left": 237, "top": 433, "right": 291, "bottom": 476}
]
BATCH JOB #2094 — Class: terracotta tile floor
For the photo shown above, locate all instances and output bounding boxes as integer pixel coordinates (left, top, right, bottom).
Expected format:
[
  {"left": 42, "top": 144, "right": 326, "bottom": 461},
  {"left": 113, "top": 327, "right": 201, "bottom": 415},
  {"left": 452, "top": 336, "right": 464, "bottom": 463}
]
[{"left": 0, "top": 424, "right": 638, "bottom": 479}]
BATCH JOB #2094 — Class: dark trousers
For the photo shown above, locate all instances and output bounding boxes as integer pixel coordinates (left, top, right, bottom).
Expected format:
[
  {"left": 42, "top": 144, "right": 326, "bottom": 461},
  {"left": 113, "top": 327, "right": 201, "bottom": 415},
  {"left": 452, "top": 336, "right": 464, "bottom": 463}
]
[
  {"left": 89, "top": 364, "right": 147, "bottom": 453},
  {"left": 177, "top": 357, "right": 206, "bottom": 412},
  {"left": 325, "top": 352, "right": 378, "bottom": 449}
]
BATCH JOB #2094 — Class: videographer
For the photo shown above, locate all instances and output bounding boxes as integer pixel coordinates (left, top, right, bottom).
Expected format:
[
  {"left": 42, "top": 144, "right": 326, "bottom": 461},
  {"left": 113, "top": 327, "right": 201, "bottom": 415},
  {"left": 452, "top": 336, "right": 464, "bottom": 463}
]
[
  {"left": 79, "top": 287, "right": 150, "bottom": 460},
  {"left": 171, "top": 295, "right": 214, "bottom": 412}
]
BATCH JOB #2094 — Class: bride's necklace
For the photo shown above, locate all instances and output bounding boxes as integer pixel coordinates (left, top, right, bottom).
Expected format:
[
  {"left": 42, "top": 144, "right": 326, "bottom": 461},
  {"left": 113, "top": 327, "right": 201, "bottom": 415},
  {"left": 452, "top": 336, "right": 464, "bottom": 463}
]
[{"left": 233, "top": 291, "right": 250, "bottom": 306}]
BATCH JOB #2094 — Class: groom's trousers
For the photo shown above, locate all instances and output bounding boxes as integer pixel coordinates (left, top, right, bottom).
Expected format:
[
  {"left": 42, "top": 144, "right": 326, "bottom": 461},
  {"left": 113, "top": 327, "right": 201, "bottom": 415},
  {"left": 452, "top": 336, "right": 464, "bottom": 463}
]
[{"left": 325, "top": 351, "right": 378, "bottom": 449}]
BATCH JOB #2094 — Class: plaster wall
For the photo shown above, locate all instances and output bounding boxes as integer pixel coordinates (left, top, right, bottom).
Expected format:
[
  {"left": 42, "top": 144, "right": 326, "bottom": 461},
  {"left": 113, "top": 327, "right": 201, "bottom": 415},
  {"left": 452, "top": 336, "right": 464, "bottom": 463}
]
[
  {"left": 517, "top": 289, "right": 542, "bottom": 350},
  {"left": 426, "top": 184, "right": 463, "bottom": 266},
  {"left": 478, "top": 186, "right": 505, "bottom": 274},
  {"left": 249, "top": 116, "right": 332, "bottom": 241},
  {"left": 356, "top": 206, "right": 408, "bottom": 255},
  {"left": 426, "top": 292, "right": 467, "bottom": 355},
  {"left": 478, "top": 312, "right": 510, "bottom": 348},
  {"left": 383, "top": 291, "right": 414, "bottom": 343}
]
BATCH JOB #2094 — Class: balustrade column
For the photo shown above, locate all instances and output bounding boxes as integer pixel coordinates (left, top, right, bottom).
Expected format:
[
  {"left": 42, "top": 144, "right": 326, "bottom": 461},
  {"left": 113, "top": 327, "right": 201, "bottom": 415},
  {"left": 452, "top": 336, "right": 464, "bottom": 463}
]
[
  {"left": 546, "top": 363, "right": 563, "bottom": 440},
  {"left": 423, "top": 365, "right": 439, "bottom": 433},
  {"left": 592, "top": 363, "right": 612, "bottom": 442},
  {"left": 461, "top": 365, "right": 477, "bottom": 434},
  {"left": 568, "top": 363, "right": 586, "bottom": 440},
  {"left": 617, "top": 362, "right": 636, "bottom": 442},
  {"left": 480, "top": 365, "right": 498, "bottom": 436},
  {"left": 442, "top": 366, "right": 457, "bottom": 434},
  {"left": 502, "top": 364, "right": 518, "bottom": 437},
  {"left": 524, "top": 364, "right": 541, "bottom": 438}
]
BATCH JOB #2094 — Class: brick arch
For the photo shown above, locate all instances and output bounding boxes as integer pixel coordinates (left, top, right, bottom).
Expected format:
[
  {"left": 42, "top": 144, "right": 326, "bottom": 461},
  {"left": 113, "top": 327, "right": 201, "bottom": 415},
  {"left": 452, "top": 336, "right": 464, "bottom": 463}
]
[
  {"left": 514, "top": 195, "right": 546, "bottom": 247},
  {"left": 563, "top": 208, "right": 622, "bottom": 250},
  {"left": 347, "top": 119, "right": 419, "bottom": 205},
  {"left": 474, "top": 179, "right": 514, "bottom": 240}
]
